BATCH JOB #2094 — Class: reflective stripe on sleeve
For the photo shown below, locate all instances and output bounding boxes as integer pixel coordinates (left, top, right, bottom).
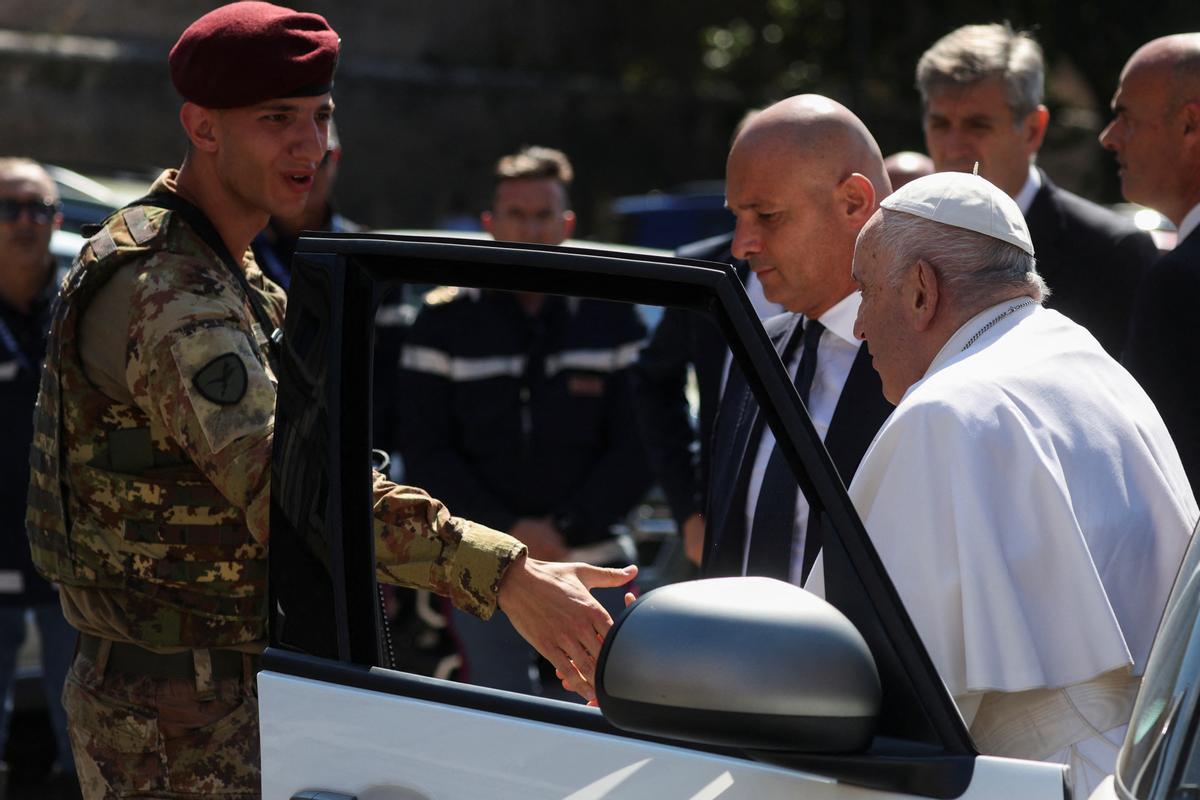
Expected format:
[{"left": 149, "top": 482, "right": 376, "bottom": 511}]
[
  {"left": 401, "top": 346, "right": 526, "bottom": 381},
  {"left": 545, "top": 341, "right": 643, "bottom": 376}
]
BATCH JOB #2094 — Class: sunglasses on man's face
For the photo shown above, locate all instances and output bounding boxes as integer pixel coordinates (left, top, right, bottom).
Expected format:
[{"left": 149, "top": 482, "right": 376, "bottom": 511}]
[{"left": 0, "top": 198, "right": 60, "bottom": 224}]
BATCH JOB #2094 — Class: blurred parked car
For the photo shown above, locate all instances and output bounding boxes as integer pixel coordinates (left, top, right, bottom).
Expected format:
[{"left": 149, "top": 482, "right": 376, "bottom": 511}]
[{"left": 1111, "top": 203, "right": 1177, "bottom": 252}]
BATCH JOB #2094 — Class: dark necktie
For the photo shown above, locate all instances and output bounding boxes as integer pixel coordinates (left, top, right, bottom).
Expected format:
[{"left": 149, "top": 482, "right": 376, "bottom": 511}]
[{"left": 745, "top": 319, "right": 824, "bottom": 580}]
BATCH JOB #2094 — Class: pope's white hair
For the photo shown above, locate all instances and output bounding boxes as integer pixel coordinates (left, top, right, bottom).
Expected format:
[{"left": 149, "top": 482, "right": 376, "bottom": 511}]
[{"left": 871, "top": 209, "right": 1048, "bottom": 306}]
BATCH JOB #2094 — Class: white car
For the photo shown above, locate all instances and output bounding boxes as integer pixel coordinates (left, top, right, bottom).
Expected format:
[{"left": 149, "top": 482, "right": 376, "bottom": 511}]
[{"left": 257, "top": 233, "right": 1185, "bottom": 799}]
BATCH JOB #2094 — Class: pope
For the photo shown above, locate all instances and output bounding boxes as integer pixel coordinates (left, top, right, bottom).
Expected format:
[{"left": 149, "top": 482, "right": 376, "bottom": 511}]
[{"left": 814, "top": 170, "right": 1198, "bottom": 796}]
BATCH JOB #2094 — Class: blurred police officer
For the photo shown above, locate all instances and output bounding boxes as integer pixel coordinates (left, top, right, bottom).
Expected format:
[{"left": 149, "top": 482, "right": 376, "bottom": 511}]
[
  {"left": 0, "top": 158, "right": 76, "bottom": 796},
  {"left": 399, "top": 147, "right": 651, "bottom": 698},
  {"left": 247, "top": 122, "right": 407, "bottom": 462},
  {"left": 250, "top": 120, "right": 362, "bottom": 289},
  {"left": 26, "top": 6, "right": 632, "bottom": 797}
]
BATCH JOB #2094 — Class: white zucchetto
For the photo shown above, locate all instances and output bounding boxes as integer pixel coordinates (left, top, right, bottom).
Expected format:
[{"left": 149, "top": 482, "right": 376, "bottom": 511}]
[{"left": 880, "top": 172, "right": 1035, "bottom": 256}]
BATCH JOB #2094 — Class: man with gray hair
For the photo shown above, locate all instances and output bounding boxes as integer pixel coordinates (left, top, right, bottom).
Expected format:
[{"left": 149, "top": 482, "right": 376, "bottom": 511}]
[
  {"left": 917, "top": 22, "right": 1158, "bottom": 356},
  {"left": 828, "top": 171, "right": 1196, "bottom": 794},
  {"left": 1101, "top": 33, "right": 1200, "bottom": 494}
]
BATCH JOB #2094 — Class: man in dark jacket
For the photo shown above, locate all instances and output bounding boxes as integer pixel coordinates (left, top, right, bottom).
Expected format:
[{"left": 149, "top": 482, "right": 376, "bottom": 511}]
[
  {"left": 0, "top": 157, "right": 76, "bottom": 793},
  {"left": 398, "top": 147, "right": 651, "bottom": 697},
  {"left": 1101, "top": 33, "right": 1200, "bottom": 493}
]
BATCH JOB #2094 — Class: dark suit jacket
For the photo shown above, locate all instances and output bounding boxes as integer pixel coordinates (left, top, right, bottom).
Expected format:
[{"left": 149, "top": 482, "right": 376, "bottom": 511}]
[
  {"left": 1025, "top": 170, "right": 1159, "bottom": 357},
  {"left": 631, "top": 233, "right": 743, "bottom": 527},
  {"left": 702, "top": 311, "right": 893, "bottom": 577},
  {"left": 1123, "top": 226, "right": 1200, "bottom": 493}
]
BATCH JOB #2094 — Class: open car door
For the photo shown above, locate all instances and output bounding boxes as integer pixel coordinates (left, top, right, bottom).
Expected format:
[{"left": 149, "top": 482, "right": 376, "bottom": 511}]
[{"left": 260, "top": 234, "right": 1068, "bottom": 799}]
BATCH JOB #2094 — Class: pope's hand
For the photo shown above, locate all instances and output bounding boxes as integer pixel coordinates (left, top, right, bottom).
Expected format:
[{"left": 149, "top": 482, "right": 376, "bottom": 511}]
[{"left": 498, "top": 555, "right": 636, "bottom": 702}]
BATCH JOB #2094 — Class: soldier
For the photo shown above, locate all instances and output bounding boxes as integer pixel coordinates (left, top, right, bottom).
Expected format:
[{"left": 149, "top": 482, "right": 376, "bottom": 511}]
[{"left": 25, "top": 4, "right": 633, "bottom": 797}]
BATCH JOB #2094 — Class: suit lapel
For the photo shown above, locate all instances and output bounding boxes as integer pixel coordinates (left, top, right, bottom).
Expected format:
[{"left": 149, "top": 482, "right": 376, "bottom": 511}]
[
  {"left": 727, "top": 316, "right": 802, "bottom": 502},
  {"left": 824, "top": 343, "right": 893, "bottom": 482},
  {"left": 705, "top": 314, "right": 801, "bottom": 570},
  {"left": 1024, "top": 172, "right": 1063, "bottom": 275}
]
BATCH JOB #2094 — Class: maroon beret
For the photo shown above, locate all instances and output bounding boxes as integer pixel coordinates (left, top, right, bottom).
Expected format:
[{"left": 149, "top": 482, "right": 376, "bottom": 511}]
[{"left": 169, "top": 2, "right": 339, "bottom": 109}]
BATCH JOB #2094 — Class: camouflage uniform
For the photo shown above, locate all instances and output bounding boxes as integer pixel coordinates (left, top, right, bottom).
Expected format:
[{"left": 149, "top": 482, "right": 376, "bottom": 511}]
[{"left": 26, "top": 171, "right": 525, "bottom": 798}]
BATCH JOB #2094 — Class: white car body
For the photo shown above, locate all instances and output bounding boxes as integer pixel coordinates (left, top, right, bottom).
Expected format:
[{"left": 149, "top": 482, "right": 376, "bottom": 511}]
[{"left": 259, "top": 670, "right": 1066, "bottom": 799}]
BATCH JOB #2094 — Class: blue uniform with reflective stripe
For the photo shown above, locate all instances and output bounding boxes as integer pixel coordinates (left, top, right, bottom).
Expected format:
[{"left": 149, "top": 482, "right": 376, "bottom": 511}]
[{"left": 397, "top": 289, "right": 652, "bottom": 546}]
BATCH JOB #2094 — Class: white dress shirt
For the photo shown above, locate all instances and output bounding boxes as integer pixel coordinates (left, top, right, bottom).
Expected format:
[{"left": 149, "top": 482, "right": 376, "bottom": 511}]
[
  {"left": 741, "top": 291, "right": 861, "bottom": 583},
  {"left": 1178, "top": 202, "right": 1200, "bottom": 243},
  {"left": 1013, "top": 164, "right": 1043, "bottom": 216}
]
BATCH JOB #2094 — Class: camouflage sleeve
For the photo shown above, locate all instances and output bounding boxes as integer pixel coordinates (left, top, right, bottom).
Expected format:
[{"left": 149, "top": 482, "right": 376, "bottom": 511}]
[
  {"left": 126, "top": 247, "right": 524, "bottom": 616},
  {"left": 371, "top": 472, "right": 526, "bottom": 619},
  {"left": 125, "top": 249, "right": 277, "bottom": 544}
]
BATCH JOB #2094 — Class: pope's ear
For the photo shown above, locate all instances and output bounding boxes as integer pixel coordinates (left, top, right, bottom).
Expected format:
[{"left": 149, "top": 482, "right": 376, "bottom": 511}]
[
  {"left": 909, "top": 259, "right": 940, "bottom": 331},
  {"left": 179, "top": 103, "right": 219, "bottom": 154}
]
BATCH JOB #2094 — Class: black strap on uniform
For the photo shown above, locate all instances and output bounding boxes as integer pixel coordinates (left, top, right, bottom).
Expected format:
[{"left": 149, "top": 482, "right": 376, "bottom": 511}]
[{"left": 124, "top": 191, "right": 283, "bottom": 376}]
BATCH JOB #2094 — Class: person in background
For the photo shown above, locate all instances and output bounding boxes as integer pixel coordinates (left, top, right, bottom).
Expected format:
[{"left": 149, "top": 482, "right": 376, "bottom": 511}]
[
  {"left": 1101, "top": 33, "right": 1200, "bottom": 494},
  {"left": 0, "top": 157, "right": 77, "bottom": 797},
  {"left": 250, "top": 119, "right": 362, "bottom": 289},
  {"left": 249, "top": 122, "right": 409, "bottom": 468},
  {"left": 632, "top": 109, "right": 783, "bottom": 570},
  {"left": 917, "top": 22, "right": 1158, "bottom": 357},
  {"left": 398, "top": 147, "right": 651, "bottom": 699},
  {"left": 703, "top": 95, "right": 893, "bottom": 584},
  {"left": 883, "top": 151, "right": 935, "bottom": 191}
]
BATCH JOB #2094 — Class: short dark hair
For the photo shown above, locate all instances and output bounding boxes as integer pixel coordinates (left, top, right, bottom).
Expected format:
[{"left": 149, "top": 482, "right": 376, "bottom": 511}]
[{"left": 494, "top": 146, "right": 574, "bottom": 186}]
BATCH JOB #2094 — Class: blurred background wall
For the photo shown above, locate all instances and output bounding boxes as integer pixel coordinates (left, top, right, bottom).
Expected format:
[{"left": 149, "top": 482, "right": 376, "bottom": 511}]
[{"left": 1, "top": 0, "right": 1198, "bottom": 240}]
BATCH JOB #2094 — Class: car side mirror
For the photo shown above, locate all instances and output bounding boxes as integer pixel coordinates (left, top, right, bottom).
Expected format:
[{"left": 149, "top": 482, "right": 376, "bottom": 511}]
[{"left": 596, "top": 577, "right": 881, "bottom": 753}]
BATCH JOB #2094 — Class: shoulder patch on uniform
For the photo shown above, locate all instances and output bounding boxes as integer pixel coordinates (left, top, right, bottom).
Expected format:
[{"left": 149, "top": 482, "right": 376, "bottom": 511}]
[
  {"left": 88, "top": 226, "right": 118, "bottom": 260},
  {"left": 192, "top": 353, "right": 248, "bottom": 405},
  {"left": 423, "top": 285, "right": 460, "bottom": 306},
  {"left": 122, "top": 206, "right": 160, "bottom": 245}
]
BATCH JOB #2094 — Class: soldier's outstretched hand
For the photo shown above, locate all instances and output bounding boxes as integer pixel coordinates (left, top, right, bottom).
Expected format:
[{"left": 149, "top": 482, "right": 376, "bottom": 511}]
[{"left": 497, "top": 555, "right": 637, "bottom": 702}]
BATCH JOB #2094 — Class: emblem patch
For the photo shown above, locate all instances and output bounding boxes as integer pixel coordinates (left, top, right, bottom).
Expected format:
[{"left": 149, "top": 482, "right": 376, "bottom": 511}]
[
  {"left": 192, "top": 353, "right": 248, "bottom": 405},
  {"left": 567, "top": 374, "right": 605, "bottom": 396}
]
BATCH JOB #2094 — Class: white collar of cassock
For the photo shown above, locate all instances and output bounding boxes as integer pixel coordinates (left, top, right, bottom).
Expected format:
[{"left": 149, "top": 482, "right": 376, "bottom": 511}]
[{"left": 913, "top": 298, "right": 1041, "bottom": 400}]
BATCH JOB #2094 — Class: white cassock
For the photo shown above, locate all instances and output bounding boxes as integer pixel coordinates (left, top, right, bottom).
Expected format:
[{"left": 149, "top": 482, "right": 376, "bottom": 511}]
[{"left": 808, "top": 301, "right": 1197, "bottom": 797}]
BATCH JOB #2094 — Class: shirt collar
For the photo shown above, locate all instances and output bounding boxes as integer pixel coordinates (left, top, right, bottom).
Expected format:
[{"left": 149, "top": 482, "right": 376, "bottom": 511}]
[
  {"left": 1014, "top": 165, "right": 1043, "bottom": 216},
  {"left": 812, "top": 291, "right": 861, "bottom": 346},
  {"left": 1178, "top": 203, "right": 1200, "bottom": 244}
]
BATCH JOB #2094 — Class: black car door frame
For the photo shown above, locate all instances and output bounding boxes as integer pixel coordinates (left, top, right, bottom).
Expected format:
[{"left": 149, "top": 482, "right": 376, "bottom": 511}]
[{"left": 267, "top": 233, "right": 976, "bottom": 798}]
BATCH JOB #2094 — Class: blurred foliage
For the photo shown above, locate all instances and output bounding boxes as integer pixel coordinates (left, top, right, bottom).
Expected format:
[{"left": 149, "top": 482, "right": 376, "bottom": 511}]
[{"left": 598, "top": 0, "right": 1200, "bottom": 199}]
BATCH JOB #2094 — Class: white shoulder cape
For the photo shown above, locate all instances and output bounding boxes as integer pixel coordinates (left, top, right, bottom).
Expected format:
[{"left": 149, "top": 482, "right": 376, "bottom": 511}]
[{"left": 811, "top": 303, "right": 1196, "bottom": 698}]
